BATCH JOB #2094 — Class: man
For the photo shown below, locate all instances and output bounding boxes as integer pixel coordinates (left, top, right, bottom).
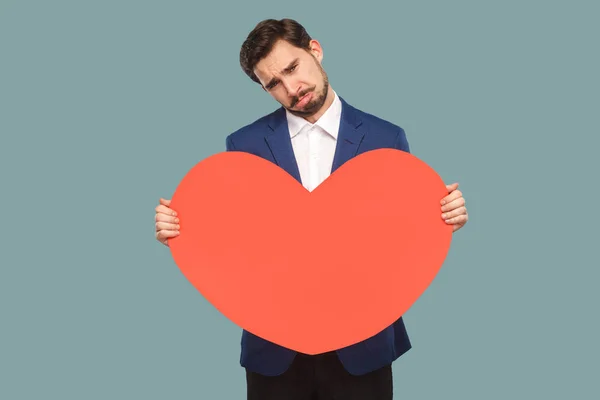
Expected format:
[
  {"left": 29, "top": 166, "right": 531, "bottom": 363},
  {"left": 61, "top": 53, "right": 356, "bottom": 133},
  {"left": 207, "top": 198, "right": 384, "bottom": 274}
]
[{"left": 155, "top": 18, "right": 468, "bottom": 400}]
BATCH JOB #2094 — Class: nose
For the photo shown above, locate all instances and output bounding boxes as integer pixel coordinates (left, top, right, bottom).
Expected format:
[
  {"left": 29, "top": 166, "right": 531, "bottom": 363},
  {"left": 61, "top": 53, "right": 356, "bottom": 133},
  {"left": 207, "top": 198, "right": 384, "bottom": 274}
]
[{"left": 281, "top": 77, "right": 300, "bottom": 98}]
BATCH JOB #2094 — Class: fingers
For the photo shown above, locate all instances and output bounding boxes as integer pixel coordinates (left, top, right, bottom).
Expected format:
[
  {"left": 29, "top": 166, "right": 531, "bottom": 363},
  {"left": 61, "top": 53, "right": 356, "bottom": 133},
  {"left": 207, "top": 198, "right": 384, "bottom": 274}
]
[
  {"left": 446, "top": 214, "right": 468, "bottom": 228},
  {"left": 156, "top": 227, "right": 179, "bottom": 238},
  {"left": 441, "top": 196, "right": 465, "bottom": 213},
  {"left": 441, "top": 190, "right": 462, "bottom": 205},
  {"left": 440, "top": 183, "right": 468, "bottom": 231},
  {"left": 442, "top": 203, "right": 467, "bottom": 219},
  {"left": 156, "top": 229, "right": 179, "bottom": 246},
  {"left": 156, "top": 198, "right": 178, "bottom": 246},
  {"left": 156, "top": 221, "right": 180, "bottom": 232},
  {"left": 155, "top": 218, "right": 180, "bottom": 246},
  {"left": 155, "top": 203, "right": 177, "bottom": 217},
  {"left": 442, "top": 204, "right": 467, "bottom": 228},
  {"left": 155, "top": 211, "right": 179, "bottom": 224}
]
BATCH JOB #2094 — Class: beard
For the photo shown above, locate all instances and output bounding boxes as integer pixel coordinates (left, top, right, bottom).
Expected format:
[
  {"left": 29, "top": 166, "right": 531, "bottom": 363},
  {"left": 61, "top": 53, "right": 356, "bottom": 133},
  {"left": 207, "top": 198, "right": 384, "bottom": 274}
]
[{"left": 285, "top": 60, "right": 330, "bottom": 118}]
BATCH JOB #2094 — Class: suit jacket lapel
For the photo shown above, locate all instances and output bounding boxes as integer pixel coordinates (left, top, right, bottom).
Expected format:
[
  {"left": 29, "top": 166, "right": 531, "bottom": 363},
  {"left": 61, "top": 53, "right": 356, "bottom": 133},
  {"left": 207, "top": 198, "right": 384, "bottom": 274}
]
[
  {"left": 331, "top": 97, "right": 365, "bottom": 173},
  {"left": 264, "top": 96, "right": 365, "bottom": 183},
  {"left": 264, "top": 107, "right": 303, "bottom": 184}
]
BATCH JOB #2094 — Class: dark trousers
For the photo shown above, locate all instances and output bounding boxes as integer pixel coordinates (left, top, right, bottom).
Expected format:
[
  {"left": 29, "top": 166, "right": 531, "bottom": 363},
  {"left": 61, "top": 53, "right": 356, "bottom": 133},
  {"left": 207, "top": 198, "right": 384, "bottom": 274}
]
[{"left": 246, "top": 351, "right": 393, "bottom": 400}]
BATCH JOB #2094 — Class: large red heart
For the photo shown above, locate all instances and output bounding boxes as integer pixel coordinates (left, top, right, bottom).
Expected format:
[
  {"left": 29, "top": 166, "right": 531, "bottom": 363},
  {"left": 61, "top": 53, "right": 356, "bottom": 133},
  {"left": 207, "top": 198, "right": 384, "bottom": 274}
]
[{"left": 168, "top": 148, "right": 452, "bottom": 355}]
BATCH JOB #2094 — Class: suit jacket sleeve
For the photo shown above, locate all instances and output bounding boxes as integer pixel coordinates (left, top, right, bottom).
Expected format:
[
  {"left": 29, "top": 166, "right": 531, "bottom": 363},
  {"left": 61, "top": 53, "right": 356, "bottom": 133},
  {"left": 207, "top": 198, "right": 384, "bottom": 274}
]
[
  {"left": 395, "top": 128, "right": 410, "bottom": 153},
  {"left": 225, "top": 135, "right": 236, "bottom": 151}
]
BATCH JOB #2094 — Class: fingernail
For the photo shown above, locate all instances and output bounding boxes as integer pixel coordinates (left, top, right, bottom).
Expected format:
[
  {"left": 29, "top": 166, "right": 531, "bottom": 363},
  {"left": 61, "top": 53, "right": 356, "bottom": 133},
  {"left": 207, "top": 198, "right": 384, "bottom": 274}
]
[
  {"left": 442, "top": 213, "right": 446, "bottom": 219},
  {"left": 175, "top": 218, "right": 179, "bottom": 223},
  {"left": 177, "top": 225, "right": 180, "bottom": 229}
]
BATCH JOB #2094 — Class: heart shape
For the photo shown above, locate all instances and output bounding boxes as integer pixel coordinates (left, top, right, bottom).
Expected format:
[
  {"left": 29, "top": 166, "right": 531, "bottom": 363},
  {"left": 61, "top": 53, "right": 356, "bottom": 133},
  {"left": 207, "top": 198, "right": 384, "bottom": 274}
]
[{"left": 169, "top": 148, "right": 452, "bottom": 355}]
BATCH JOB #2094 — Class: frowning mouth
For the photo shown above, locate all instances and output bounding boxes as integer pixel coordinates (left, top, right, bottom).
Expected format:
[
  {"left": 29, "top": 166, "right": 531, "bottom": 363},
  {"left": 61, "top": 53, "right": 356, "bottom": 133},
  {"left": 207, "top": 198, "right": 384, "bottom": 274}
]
[{"left": 294, "top": 91, "right": 313, "bottom": 108}]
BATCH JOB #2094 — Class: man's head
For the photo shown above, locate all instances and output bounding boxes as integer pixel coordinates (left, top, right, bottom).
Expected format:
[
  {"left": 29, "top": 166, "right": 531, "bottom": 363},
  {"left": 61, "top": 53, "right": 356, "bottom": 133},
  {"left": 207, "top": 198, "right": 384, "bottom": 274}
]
[{"left": 240, "top": 19, "right": 332, "bottom": 121}]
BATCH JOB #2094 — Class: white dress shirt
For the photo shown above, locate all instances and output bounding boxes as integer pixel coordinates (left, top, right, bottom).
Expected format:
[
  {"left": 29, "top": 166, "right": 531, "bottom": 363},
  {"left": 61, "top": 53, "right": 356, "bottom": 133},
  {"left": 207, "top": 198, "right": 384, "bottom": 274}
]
[{"left": 285, "top": 90, "right": 342, "bottom": 192}]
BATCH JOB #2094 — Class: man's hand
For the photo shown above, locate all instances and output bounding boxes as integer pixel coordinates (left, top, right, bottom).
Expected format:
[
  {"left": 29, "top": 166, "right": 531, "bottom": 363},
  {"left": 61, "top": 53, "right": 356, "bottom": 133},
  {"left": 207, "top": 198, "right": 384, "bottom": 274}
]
[
  {"left": 441, "top": 183, "right": 468, "bottom": 232},
  {"left": 155, "top": 198, "right": 180, "bottom": 246}
]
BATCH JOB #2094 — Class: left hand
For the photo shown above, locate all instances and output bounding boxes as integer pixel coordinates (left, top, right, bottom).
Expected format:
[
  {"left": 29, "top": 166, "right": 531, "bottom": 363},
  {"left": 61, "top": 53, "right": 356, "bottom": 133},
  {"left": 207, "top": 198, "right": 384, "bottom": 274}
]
[{"left": 441, "top": 182, "right": 468, "bottom": 232}]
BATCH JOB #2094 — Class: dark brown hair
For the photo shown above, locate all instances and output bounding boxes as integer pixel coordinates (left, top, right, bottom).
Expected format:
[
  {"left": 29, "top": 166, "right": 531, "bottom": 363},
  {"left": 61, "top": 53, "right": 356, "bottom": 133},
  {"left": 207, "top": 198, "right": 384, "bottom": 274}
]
[{"left": 240, "top": 18, "right": 312, "bottom": 85}]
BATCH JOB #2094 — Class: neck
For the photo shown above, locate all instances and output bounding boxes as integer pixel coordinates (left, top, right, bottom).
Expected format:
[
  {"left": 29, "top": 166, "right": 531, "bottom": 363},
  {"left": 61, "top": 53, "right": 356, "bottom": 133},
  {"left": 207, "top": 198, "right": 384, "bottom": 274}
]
[{"left": 304, "top": 87, "right": 335, "bottom": 124}]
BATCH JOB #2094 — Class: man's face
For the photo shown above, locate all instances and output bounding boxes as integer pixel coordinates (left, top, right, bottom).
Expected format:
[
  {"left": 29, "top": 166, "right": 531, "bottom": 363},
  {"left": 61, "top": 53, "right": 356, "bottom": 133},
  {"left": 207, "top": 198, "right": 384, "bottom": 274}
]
[{"left": 253, "top": 39, "right": 329, "bottom": 119}]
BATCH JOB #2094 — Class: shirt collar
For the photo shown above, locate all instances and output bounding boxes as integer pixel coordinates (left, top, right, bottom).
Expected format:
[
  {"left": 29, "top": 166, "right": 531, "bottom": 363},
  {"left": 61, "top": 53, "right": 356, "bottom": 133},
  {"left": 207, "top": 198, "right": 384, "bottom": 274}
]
[{"left": 286, "top": 90, "right": 342, "bottom": 140}]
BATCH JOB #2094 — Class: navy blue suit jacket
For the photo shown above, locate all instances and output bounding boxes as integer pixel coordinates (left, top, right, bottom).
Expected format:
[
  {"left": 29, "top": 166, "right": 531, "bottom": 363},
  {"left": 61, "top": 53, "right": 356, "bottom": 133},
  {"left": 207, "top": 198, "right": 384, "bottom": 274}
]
[{"left": 225, "top": 96, "right": 412, "bottom": 376}]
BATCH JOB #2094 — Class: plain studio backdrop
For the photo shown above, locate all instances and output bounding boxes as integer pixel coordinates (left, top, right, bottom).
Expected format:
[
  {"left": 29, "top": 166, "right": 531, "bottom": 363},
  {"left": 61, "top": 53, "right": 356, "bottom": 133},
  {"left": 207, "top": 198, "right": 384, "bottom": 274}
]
[{"left": 1, "top": 1, "right": 598, "bottom": 399}]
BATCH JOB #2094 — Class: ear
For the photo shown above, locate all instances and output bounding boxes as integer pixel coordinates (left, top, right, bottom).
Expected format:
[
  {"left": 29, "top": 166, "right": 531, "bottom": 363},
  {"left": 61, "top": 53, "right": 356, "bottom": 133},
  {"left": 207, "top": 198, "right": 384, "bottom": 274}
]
[{"left": 309, "top": 39, "right": 324, "bottom": 63}]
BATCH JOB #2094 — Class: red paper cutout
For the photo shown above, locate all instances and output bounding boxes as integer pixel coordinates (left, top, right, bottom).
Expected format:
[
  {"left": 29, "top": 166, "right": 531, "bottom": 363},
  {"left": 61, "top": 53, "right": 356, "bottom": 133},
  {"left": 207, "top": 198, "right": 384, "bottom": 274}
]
[{"left": 169, "top": 148, "right": 452, "bottom": 354}]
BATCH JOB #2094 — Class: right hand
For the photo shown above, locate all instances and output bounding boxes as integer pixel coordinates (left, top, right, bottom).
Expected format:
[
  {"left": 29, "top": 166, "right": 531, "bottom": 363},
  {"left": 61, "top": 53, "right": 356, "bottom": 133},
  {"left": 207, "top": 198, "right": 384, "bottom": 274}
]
[{"left": 155, "top": 198, "right": 180, "bottom": 246}]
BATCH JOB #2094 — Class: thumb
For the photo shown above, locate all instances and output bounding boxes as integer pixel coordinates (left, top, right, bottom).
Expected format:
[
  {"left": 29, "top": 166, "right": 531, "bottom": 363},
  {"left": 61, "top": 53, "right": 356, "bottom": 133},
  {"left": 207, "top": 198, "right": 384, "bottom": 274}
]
[
  {"left": 445, "top": 182, "right": 459, "bottom": 192},
  {"left": 160, "top": 198, "right": 171, "bottom": 206}
]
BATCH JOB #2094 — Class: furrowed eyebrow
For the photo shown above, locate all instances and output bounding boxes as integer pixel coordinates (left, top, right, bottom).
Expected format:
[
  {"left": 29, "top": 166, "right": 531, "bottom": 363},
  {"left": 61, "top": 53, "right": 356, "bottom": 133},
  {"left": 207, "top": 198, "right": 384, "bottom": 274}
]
[
  {"left": 265, "top": 58, "right": 299, "bottom": 89},
  {"left": 265, "top": 77, "right": 278, "bottom": 89},
  {"left": 282, "top": 58, "right": 299, "bottom": 73}
]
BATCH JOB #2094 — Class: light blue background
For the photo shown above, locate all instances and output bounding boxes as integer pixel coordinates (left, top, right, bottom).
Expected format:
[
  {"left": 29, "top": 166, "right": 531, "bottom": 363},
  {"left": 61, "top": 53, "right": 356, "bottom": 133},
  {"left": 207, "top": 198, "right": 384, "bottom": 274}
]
[{"left": 1, "top": 0, "right": 599, "bottom": 398}]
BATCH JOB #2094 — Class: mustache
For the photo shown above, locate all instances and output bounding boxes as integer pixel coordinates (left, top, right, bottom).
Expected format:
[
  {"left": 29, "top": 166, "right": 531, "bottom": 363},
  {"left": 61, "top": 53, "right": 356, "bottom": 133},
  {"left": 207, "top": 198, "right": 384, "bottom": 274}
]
[{"left": 291, "top": 88, "right": 315, "bottom": 108}]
